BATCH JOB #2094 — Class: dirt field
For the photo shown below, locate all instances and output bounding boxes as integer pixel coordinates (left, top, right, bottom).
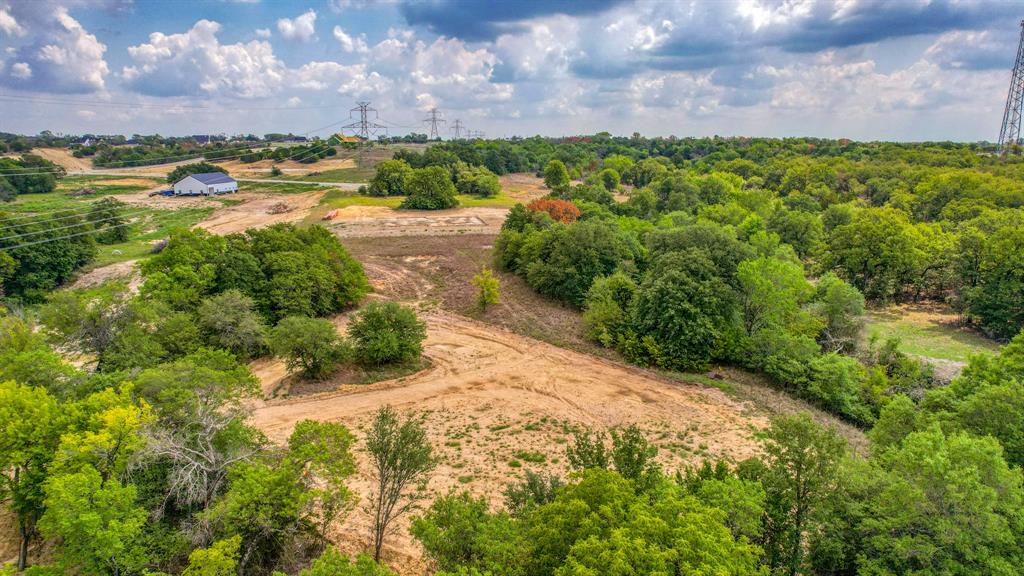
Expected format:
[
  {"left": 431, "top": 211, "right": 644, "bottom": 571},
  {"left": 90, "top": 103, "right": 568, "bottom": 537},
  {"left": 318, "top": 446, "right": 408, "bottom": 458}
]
[
  {"left": 198, "top": 191, "right": 325, "bottom": 234},
  {"left": 499, "top": 173, "right": 548, "bottom": 201},
  {"left": 29, "top": 147, "right": 92, "bottom": 171},
  {"left": 69, "top": 259, "right": 139, "bottom": 290},
  {"left": 328, "top": 206, "right": 509, "bottom": 237},
  {"left": 250, "top": 311, "right": 764, "bottom": 569}
]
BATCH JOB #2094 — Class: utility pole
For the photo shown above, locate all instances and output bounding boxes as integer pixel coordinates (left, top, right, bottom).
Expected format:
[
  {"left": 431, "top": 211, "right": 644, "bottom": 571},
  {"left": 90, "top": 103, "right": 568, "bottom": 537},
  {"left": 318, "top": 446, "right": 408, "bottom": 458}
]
[
  {"left": 451, "top": 119, "right": 464, "bottom": 139},
  {"left": 423, "top": 107, "right": 445, "bottom": 140},
  {"left": 998, "top": 19, "right": 1024, "bottom": 155},
  {"left": 342, "top": 101, "right": 388, "bottom": 141}
]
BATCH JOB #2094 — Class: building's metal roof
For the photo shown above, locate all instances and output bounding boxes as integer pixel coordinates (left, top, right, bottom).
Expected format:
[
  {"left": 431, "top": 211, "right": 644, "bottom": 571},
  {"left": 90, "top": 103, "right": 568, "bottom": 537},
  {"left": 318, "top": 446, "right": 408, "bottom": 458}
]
[{"left": 182, "top": 172, "right": 235, "bottom": 185}]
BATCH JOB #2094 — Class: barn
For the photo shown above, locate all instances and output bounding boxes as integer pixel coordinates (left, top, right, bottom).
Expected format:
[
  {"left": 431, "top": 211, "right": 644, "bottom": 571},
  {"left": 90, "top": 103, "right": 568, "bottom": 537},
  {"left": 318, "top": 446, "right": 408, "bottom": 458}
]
[{"left": 173, "top": 172, "right": 238, "bottom": 196}]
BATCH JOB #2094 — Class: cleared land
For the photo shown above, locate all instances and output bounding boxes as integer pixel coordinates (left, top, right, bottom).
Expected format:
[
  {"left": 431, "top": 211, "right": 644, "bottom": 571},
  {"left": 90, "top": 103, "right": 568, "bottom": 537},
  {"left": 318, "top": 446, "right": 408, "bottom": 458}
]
[
  {"left": 867, "top": 303, "right": 1001, "bottom": 363},
  {"left": 245, "top": 231, "right": 868, "bottom": 573}
]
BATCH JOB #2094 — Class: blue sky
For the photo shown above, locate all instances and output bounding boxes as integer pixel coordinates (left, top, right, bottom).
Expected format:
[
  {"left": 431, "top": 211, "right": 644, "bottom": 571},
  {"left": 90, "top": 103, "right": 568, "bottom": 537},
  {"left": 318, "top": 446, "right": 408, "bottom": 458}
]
[{"left": 0, "top": 0, "right": 1020, "bottom": 140}]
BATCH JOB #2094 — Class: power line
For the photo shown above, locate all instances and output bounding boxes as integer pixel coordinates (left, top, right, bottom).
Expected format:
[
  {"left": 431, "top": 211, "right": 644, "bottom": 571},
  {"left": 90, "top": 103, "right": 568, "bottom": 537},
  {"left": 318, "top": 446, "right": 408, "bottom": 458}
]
[
  {"left": 999, "top": 19, "right": 1024, "bottom": 155},
  {"left": 341, "top": 101, "right": 388, "bottom": 140},
  {"left": 451, "top": 119, "right": 464, "bottom": 139},
  {"left": 0, "top": 210, "right": 181, "bottom": 252},
  {"left": 422, "top": 108, "right": 445, "bottom": 140},
  {"left": 0, "top": 206, "right": 157, "bottom": 242}
]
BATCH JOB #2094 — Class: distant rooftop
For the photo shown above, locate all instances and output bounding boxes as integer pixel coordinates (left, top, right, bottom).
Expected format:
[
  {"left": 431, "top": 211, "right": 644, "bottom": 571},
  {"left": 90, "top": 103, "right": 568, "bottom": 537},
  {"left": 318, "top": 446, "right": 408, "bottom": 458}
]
[{"left": 184, "top": 172, "right": 235, "bottom": 185}]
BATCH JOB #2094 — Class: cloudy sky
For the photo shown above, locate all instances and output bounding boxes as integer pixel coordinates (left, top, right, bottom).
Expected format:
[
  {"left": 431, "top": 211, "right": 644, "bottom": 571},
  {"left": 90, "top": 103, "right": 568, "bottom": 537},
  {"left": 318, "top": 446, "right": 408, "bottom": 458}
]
[{"left": 0, "top": 0, "right": 1020, "bottom": 140}]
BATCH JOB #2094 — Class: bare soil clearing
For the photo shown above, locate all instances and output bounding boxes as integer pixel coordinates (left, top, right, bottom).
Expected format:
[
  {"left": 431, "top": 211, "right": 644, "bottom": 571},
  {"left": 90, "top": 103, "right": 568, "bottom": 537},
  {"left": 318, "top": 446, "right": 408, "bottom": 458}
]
[
  {"left": 499, "top": 173, "right": 549, "bottom": 201},
  {"left": 69, "top": 259, "right": 139, "bottom": 290},
  {"left": 198, "top": 191, "right": 325, "bottom": 234},
  {"left": 29, "top": 147, "right": 92, "bottom": 171},
  {"left": 330, "top": 206, "right": 509, "bottom": 238},
  {"left": 249, "top": 311, "right": 764, "bottom": 571}
]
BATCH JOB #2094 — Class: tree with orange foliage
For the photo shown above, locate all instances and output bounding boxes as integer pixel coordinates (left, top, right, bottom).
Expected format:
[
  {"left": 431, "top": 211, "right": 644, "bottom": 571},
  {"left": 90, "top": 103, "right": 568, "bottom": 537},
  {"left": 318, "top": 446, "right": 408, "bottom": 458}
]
[{"left": 526, "top": 199, "right": 581, "bottom": 224}]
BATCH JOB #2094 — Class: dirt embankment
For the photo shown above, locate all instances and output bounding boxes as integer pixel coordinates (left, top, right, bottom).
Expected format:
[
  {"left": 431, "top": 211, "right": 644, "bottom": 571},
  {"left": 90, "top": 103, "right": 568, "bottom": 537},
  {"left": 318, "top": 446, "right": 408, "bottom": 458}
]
[{"left": 29, "top": 148, "right": 92, "bottom": 171}]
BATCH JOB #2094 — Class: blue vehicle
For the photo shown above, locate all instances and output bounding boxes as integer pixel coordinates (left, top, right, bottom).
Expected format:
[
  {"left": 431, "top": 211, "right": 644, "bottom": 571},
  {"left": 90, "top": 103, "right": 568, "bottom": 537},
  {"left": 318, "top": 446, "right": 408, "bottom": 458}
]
[{"left": 148, "top": 189, "right": 175, "bottom": 197}]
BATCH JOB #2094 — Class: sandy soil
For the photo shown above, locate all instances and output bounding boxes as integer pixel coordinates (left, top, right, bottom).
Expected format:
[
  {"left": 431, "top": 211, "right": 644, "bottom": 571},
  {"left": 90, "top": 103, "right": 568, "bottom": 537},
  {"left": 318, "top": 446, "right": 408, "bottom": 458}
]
[
  {"left": 216, "top": 157, "right": 357, "bottom": 175},
  {"left": 69, "top": 259, "right": 139, "bottom": 291},
  {"left": 92, "top": 177, "right": 163, "bottom": 187},
  {"left": 329, "top": 206, "right": 509, "bottom": 238},
  {"left": 198, "top": 191, "right": 325, "bottom": 234},
  {"left": 499, "top": 173, "right": 549, "bottom": 201},
  {"left": 249, "top": 311, "right": 764, "bottom": 571},
  {"left": 29, "top": 148, "right": 92, "bottom": 171}
]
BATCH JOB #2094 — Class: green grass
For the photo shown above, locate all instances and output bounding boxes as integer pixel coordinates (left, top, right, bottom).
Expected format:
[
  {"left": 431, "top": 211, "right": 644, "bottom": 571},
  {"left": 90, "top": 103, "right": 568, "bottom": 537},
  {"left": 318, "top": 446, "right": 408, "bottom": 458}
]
[
  {"left": 239, "top": 181, "right": 324, "bottom": 195},
  {"left": 90, "top": 207, "right": 215, "bottom": 267},
  {"left": 307, "top": 189, "right": 517, "bottom": 221},
  {"left": 3, "top": 176, "right": 163, "bottom": 215},
  {"left": 867, "top": 306, "right": 1000, "bottom": 362},
  {"left": 285, "top": 166, "right": 377, "bottom": 183}
]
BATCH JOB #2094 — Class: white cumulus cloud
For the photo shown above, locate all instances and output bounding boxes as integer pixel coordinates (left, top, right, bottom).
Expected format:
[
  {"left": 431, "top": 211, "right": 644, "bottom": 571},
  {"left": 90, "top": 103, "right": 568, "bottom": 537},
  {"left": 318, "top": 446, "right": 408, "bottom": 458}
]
[
  {"left": 123, "top": 19, "right": 286, "bottom": 98},
  {"left": 277, "top": 9, "right": 316, "bottom": 42},
  {"left": 333, "top": 25, "right": 368, "bottom": 53}
]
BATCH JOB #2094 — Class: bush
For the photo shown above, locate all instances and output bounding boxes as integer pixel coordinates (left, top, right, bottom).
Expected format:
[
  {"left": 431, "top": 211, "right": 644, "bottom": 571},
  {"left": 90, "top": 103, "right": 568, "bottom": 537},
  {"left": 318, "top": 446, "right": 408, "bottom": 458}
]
[
  {"left": 583, "top": 272, "right": 637, "bottom": 347},
  {"left": 455, "top": 165, "right": 501, "bottom": 197},
  {"left": 400, "top": 166, "right": 458, "bottom": 210},
  {"left": 368, "top": 160, "right": 413, "bottom": 197},
  {"left": 348, "top": 302, "right": 427, "bottom": 365},
  {"left": 269, "top": 316, "right": 349, "bottom": 380},
  {"left": 599, "top": 168, "right": 620, "bottom": 191},
  {"left": 472, "top": 267, "right": 500, "bottom": 310}
]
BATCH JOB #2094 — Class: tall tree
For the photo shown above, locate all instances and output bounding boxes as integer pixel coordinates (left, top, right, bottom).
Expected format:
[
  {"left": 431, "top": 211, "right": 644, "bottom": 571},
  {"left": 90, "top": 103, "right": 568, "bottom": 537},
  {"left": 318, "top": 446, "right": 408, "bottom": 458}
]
[{"left": 365, "top": 406, "right": 436, "bottom": 561}]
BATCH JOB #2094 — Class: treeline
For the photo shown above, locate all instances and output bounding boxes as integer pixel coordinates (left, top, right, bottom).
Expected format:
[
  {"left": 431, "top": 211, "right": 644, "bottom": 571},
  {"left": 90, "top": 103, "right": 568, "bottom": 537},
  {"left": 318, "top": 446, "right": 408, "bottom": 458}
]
[
  {"left": 0, "top": 198, "right": 130, "bottom": 301},
  {"left": 0, "top": 155, "right": 64, "bottom": 201},
  {"left": 363, "top": 157, "right": 499, "bottom": 209},
  {"left": 491, "top": 149, "right": 1023, "bottom": 425}
]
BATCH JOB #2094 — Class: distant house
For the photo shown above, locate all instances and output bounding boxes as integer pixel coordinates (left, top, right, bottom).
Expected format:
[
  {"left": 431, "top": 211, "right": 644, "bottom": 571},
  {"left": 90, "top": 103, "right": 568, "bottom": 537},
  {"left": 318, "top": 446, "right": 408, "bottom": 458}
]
[
  {"left": 328, "top": 133, "right": 362, "bottom": 145},
  {"left": 282, "top": 135, "right": 309, "bottom": 143},
  {"left": 174, "top": 172, "right": 238, "bottom": 196}
]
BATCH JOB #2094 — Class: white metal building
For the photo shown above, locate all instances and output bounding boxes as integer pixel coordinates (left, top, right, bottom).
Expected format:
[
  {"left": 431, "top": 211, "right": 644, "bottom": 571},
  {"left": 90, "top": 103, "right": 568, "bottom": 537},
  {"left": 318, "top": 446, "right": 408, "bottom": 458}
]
[{"left": 173, "top": 172, "right": 238, "bottom": 196}]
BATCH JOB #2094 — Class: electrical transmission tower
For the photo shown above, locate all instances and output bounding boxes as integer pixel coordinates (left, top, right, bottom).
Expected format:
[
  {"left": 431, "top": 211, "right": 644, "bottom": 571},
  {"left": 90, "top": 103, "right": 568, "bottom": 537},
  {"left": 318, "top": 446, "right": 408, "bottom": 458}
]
[
  {"left": 998, "top": 20, "right": 1024, "bottom": 155},
  {"left": 423, "top": 108, "right": 445, "bottom": 140},
  {"left": 342, "top": 101, "right": 388, "bottom": 140},
  {"left": 451, "top": 119, "right": 464, "bottom": 139}
]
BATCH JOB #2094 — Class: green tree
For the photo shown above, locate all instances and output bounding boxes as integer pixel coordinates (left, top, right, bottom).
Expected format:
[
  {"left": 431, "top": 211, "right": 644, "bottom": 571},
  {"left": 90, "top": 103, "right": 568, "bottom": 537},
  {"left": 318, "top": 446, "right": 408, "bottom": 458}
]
[
  {"left": 598, "top": 168, "right": 620, "bottom": 192},
  {"left": 582, "top": 272, "right": 637, "bottom": 347},
  {"left": 825, "top": 207, "right": 922, "bottom": 301},
  {"left": 472, "top": 266, "right": 500, "bottom": 310},
  {"left": 401, "top": 166, "right": 458, "bottom": 210},
  {"left": 365, "top": 406, "right": 436, "bottom": 561},
  {"left": 750, "top": 413, "right": 847, "bottom": 576},
  {"left": 300, "top": 548, "right": 396, "bottom": 576},
  {"left": 411, "top": 492, "right": 524, "bottom": 575},
  {"left": 0, "top": 381, "right": 63, "bottom": 570},
  {"left": 808, "top": 272, "right": 865, "bottom": 353},
  {"left": 859, "top": 427, "right": 1024, "bottom": 575},
  {"left": 197, "top": 289, "right": 267, "bottom": 359},
  {"left": 964, "top": 225, "right": 1024, "bottom": 339},
  {"left": 456, "top": 165, "right": 501, "bottom": 197},
  {"left": 736, "top": 256, "right": 816, "bottom": 337},
  {"left": 38, "top": 466, "right": 148, "bottom": 576},
  {"left": 167, "top": 162, "right": 228, "bottom": 184},
  {"left": 627, "top": 249, "right": 738, "bottom": 371},
  {"left": 87, "top": 198, "right": 130, "bottom": 244},
  {"left": 348, "top": 302, "right": 427, "bottom": 366},
  {"left": 269, "top": 316, "right": 349, "bottom": 380},
  {"left": 368, "top": 159, "right": 413, "bottom": 197},
  {"left": 181, "top": 536, "right": 241, "bottom": 576},
  {"left": 543, "top": 159, "right": 570, "bottom": 194}
]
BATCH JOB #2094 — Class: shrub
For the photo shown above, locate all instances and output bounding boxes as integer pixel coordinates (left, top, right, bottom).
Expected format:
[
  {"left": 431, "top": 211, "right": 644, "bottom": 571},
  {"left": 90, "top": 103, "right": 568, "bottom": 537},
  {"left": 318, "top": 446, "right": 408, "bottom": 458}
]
[
  {"left": 368, "top": 159, "right": 413, "bottom": 197},
  {"left": 543, "top": 159, "right": 570, "bottom": 193},
  {"left": 583, "top": 272, "right": 637, "bottom": 347},
  {"left": 269, "top": 316, "right": 349, "bottom": 380},
  {"left": 599, "top": 168, "right": 620, "bottom": 191},
  {"left": 348, "top": 302, "right": 427, "bottom": 365},
  {"left": 455, "top": 165, "right": 501, "bottom": 197},
  {"left": 471, "top": 267, "right": 500, "bottom": 310},
  {"left": 400, "top": 166, "right": 458, "bottom": 210},
  {"left": 526, "top": 199, "right": 580, "bottom": 224}
]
